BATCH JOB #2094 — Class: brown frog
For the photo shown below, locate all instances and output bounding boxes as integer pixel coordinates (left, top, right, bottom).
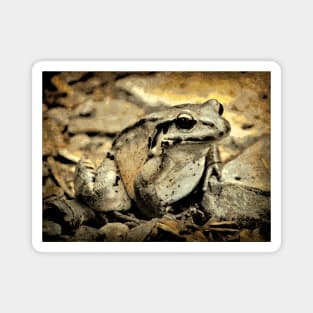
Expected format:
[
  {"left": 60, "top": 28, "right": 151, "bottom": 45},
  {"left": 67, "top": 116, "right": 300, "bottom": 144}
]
[{"left": 74, "top": 99, "right": 231, "bottom": 218}]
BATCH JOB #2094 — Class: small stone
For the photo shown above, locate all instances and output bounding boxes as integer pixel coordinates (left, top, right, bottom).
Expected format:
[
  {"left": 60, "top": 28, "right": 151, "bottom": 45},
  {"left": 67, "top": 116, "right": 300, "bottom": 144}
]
[
  {"left": 43, "top": 220, "right": 62, "bottom": 238},
  {"left": 43, "top": 161, "right": 50, "bottom": 177},
  {"left": 184, "top": 231, "right": 208, "bottom": 242},
  {"left": 69, "top": 134, "right": 91, "bottom": 149},
  {"left": 251, "top": 228, "right": 265, "bottom": 241},
  {"left": 68, "top": 98, "right": 145, "bottom": 134},
  {"left": 66, "top": 199, "right": 96, "bottom": 224},
  {"left": 73, "top": 76, "right": 103, "bottom": 94},
  {"left": 240, "top": 228, "right": 265, "bottom": 242},
  {"left": 58, "top": 148, "right": 83, "bottom": 163},
  {"left": 222, "top": 136, "right": 270, "bottom": 191},
  {"left": 72, "top": 226, "right": 99, "bottom": 241},
  {"left": 50, "top": 74, "right": 88, "bottom": 108},
  {"left": 125, "top": 220, "right": 157, "bottom": 242},
  {"left": 46, "top": 107, "right": 69, "bottom": 127},
  {"left": 42, "top": 103, "right": 48, "bottom": 113},
  {"left": 98, "top": 223, "right": 129, "bottom": 241},
  {"left": 201, "top": 136, "right": 271, "bottom": 226},
  {"left": 202, "top": 181, "right": 270, "bottom": 221},
  {"left": 44, "top": 198, "right": 78, "bottom": 229},
  {"left": 72, "top": 99, "right": 95, "bottom": 117},
  {"left": 55, "top": 72, "right": 87, "bottom": 84},
  {"left": 43, "top": 177, "right": 64, "bottom": 199},
  {"left": 47, "top": 157, "right": 75, "bottom": 198},
  {"left": 59, "top": 92, "right": 88, "bottom": 109},
  {"left": 43, "top": 119, "right": 66, "bottom": 156},
  {"left": 43, "top": 198, "right": 96, "bottom": 230},
  {"left": 155, "top": 219, "right": 186, "bottom": 241}
]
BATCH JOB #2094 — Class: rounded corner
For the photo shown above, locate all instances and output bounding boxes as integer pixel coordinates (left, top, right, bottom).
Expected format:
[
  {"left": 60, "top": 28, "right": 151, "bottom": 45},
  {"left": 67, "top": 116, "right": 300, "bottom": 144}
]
[
  {"left": 31, "top": 238, "right": 44, "bottom": 253},
  {"left": 268, "top": 60, "right": 282, "bottom": 74},
  {"left": 31, "top": 60, "right": 46, "bottom": 75},
  {"left": 269, "top": 239, "right": 282, "bottom": 253}
]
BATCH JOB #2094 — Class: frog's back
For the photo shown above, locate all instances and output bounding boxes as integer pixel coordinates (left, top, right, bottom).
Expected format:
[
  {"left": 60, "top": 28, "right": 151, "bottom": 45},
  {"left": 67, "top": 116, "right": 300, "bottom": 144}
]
[{"left": 113, "top": 121, "right": 152, "bottom": 199}]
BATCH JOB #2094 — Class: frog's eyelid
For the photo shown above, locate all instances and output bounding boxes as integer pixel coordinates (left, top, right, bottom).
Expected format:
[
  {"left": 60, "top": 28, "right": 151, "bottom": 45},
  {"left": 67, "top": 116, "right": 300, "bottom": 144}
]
[{"left": 177, "top": 112, "right": 194, "bottom": 120}]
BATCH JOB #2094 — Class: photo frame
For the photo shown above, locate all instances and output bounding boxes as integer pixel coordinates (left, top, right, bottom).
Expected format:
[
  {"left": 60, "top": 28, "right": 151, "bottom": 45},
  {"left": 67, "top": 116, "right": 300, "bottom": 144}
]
[{"left": 33, "top": 61, "right": 281, "bottom": 252}]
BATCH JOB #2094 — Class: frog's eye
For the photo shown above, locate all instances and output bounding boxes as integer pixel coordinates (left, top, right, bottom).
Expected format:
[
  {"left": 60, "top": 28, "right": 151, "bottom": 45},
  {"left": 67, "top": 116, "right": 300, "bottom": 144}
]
[{"left": 176, "top": 113, "right": 196, "bottom": 130}]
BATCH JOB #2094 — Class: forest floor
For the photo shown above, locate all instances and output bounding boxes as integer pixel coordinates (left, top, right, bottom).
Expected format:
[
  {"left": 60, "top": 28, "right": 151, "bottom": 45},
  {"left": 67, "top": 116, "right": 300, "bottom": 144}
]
[{"left": 42, "top": 71, "right": 271, "bottom": 242}]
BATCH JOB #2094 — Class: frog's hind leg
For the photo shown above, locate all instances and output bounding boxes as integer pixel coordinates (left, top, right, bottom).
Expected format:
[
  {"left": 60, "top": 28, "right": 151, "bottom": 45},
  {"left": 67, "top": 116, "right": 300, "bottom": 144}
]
[{"left": 74, "top": 154, "right": 132, "bottom": 212}]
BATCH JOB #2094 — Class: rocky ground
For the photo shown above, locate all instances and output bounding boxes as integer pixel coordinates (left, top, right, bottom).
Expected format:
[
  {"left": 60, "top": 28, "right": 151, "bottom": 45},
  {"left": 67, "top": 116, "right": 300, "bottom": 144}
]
[{"left": 42, "top": 71, "right": 271, "bottom": 242}]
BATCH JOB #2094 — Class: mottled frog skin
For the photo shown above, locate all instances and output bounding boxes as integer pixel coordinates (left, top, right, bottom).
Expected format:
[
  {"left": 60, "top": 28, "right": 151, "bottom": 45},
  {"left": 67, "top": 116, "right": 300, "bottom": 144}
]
[{"left": 74, "top": 99, "right": 231, "bottom": 218}]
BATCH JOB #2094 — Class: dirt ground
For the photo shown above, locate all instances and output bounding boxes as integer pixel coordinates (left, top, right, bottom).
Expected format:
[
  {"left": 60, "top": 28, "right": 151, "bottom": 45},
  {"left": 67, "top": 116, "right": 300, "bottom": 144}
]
[{"left": 42, "top": 71, "right": 271, "bottom": 242}]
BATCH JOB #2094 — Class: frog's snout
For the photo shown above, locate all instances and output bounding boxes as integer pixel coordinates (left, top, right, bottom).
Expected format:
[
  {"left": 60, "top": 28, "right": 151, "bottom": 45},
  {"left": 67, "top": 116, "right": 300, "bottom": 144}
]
[{"left": 218, "top": 120, "right": 231, "bottom": 138}]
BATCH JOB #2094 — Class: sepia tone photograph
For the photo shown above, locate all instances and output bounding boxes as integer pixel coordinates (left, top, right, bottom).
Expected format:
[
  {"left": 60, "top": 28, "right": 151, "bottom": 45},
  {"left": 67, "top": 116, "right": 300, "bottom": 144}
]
[{"left": 33, "top": 61, "right": 280, "bottom": 251}]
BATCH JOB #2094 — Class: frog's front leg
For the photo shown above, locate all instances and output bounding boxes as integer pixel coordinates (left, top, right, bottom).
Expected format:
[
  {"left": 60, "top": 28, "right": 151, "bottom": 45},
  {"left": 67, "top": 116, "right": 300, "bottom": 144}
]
[
  {"left": 133, "top": 155, "right": 166, "bottom": 218},
  {"left": 74, "top": 153, "right": 132, "bottom": 212},
  {"left": 202, "top": 144, "right": 223, "bottom": 192}
]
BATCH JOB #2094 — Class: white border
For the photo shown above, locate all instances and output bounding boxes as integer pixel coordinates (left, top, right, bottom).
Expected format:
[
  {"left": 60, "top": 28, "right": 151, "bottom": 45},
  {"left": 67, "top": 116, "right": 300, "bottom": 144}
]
[{"left": 32, "top": 61, "right": 281, "bottom": 253}]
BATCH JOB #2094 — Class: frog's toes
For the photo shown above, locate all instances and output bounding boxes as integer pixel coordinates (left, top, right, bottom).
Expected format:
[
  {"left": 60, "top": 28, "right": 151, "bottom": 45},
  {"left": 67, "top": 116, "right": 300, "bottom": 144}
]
[
  {"left": 207, "top": 176, "right": 223, "bottom": 194},
  {"left": 78, "top": 159, "right": 96, "bottom": 174},
  {"left": 202, "top": 163, "right": 224, "bottom": 192}
]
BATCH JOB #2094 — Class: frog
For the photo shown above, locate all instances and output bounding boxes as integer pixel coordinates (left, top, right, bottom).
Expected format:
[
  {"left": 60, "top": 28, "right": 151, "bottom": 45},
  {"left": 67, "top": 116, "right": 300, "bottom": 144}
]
[{"left": 74, "top": 99, "right": 231, "bottom": 218}]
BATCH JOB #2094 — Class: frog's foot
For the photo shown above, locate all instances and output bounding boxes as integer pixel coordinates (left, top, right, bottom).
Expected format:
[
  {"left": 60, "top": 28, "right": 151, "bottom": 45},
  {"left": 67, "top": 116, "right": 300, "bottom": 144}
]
[
  {"left": 74, "top": 157, "right": 132, "bottom": 212},
  {"left": 74, "top": 159, "right": 96, "bottom": 198}
]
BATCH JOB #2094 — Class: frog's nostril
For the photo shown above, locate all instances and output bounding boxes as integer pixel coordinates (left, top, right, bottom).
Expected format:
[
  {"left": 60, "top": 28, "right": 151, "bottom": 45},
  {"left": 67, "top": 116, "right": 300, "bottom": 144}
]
[
  {"left": 202, "top": 121, "right": 215, "bottom": 128},
  {"left": 219, "top": 131, "right": 224, "bottom": 137}
]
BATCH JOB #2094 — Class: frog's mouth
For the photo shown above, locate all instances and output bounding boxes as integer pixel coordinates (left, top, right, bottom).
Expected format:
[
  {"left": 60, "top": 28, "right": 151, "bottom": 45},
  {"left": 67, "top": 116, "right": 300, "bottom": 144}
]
[
  {"left": 185, "top": 136, "right": 218, "bottom": 142},
  {"left": 167, "top": 136, "right": 218, "bottom": 144}
]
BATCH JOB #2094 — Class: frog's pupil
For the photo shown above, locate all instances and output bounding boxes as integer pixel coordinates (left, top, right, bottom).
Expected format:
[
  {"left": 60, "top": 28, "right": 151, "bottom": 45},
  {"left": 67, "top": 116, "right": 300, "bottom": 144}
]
[{"left": 176, "top": 117, "right": 196, "bottom": 129}]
